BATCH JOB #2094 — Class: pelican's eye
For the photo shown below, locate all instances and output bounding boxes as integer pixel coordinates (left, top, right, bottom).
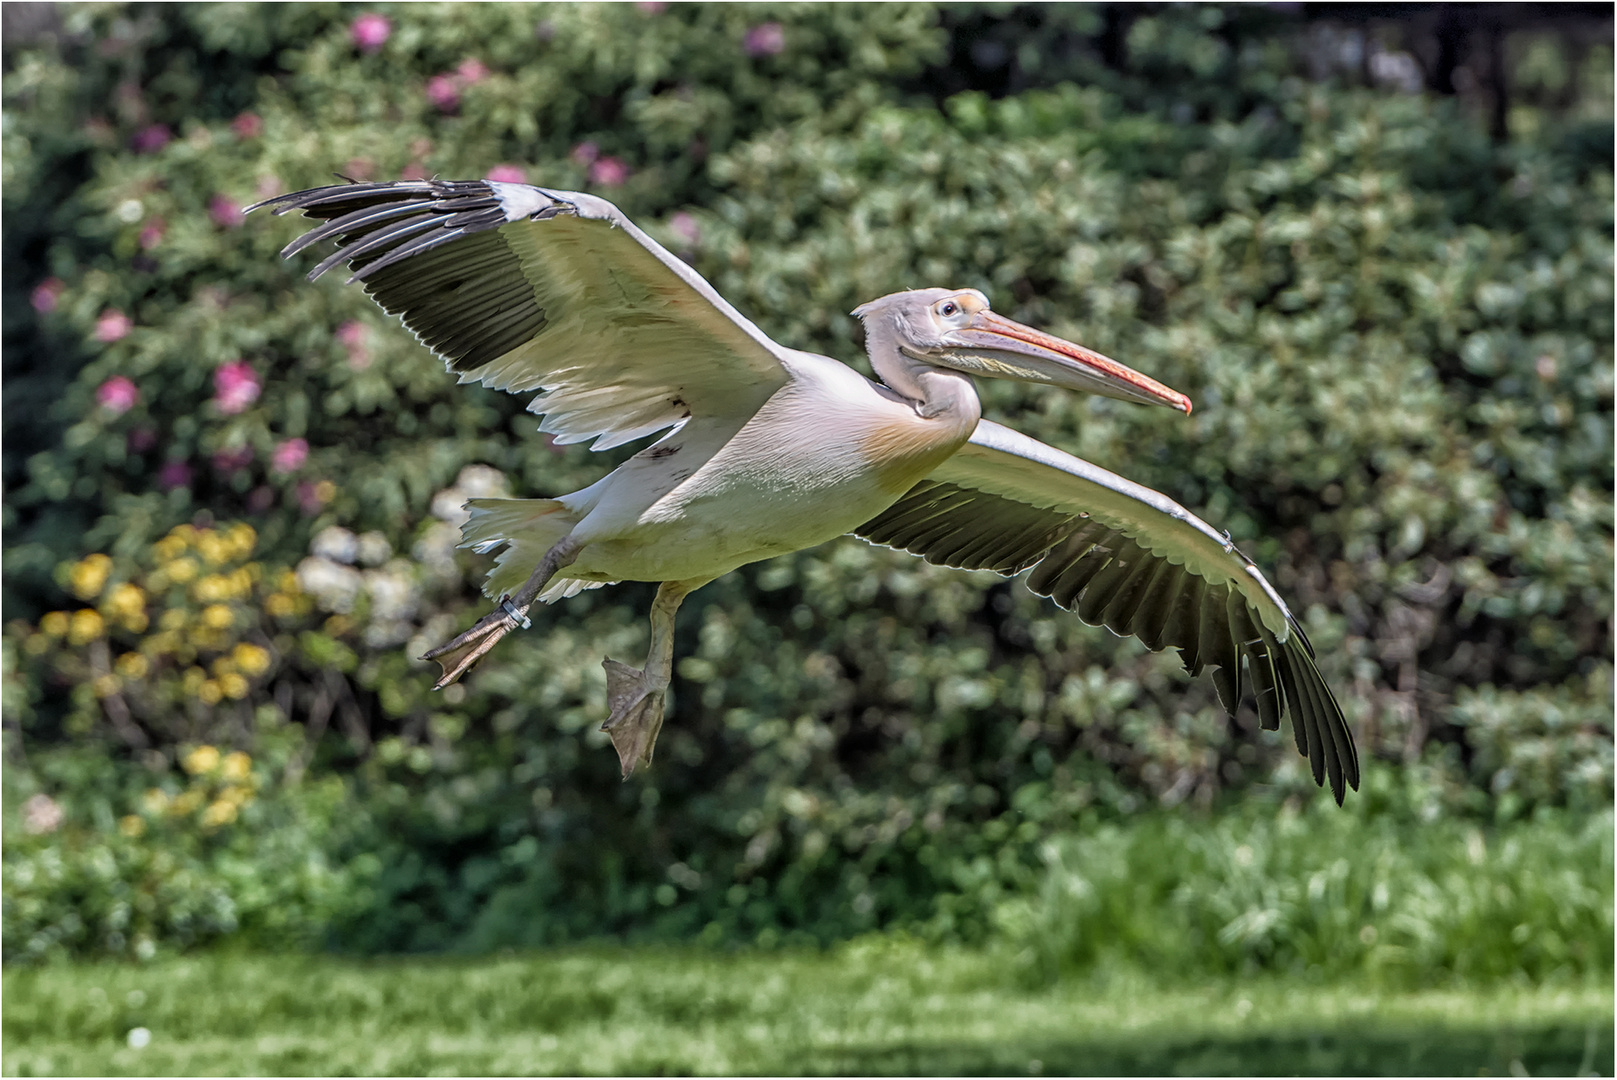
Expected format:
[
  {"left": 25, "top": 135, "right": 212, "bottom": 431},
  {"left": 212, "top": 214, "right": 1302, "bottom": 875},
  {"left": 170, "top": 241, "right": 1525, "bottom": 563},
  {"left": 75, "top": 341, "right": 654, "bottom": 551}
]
[{"left": 938, "top": 301, "right": 960, "bottom": 318}]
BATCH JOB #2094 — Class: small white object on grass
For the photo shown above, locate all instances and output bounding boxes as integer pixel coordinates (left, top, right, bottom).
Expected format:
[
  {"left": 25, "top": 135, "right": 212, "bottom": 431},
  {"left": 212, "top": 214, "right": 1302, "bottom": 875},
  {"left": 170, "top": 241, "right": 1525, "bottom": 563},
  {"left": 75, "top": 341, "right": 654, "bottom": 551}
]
[{"left": 127, "top": 1027, "right": 152, "bottom": 1049}]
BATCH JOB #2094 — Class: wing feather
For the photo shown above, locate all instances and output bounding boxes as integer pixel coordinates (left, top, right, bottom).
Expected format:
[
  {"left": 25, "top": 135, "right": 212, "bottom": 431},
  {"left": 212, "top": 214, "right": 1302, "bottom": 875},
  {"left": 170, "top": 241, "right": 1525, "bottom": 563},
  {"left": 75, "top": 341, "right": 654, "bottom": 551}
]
[
  {"left": 852, "top": 419, "right": 1358, "bottom": 803},
  {"left": 254, "top": 178, "right": 790, "bottom": 449}
]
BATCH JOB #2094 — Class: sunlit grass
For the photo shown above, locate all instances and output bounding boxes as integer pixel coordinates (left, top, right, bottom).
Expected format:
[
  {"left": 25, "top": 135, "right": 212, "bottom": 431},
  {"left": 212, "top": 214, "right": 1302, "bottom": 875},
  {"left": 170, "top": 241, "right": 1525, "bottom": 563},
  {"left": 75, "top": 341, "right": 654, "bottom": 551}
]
[{"left": 4, "top": 942, "right": 1611, "bottom": 1076}]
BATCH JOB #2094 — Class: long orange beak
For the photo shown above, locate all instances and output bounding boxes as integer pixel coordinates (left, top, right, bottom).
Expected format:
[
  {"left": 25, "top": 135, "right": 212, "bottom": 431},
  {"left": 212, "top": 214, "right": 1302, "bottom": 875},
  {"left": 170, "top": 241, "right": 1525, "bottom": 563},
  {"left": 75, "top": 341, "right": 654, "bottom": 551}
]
[{"left": 939, "top": 312, "right": 1192, "bottom": 414}]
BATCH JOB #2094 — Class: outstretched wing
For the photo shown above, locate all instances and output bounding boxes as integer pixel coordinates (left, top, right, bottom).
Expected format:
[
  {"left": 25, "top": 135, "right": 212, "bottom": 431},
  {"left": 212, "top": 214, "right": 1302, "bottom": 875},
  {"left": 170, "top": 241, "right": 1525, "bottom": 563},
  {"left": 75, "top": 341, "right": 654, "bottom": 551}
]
[
  {"left": 253, "top": 179, "right": 790, "bottom": 450},
  {"left": 854, "top": 420, "right": 1358, "bottom": 803}
]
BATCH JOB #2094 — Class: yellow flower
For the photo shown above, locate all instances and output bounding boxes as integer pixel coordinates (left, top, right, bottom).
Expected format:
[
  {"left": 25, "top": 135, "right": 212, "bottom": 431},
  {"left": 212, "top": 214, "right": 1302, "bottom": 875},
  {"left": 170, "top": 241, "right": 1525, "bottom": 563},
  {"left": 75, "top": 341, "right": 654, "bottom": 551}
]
[
  {"left": 119, "top": 814, "right": 146, "bottom": 838},
  {"left": 194, "top": 574, "right": 229, "bottom": 603},
  {"left": 165, "top": 556, "right": 199, "bottom": 585},
  {"left": 182, "top": 666, "right": 206, "bottom": 695},
  {"left": 227, "top": 523, "right": 257, "bottom": 559},
  {"left": 197, "top": 679, "right": 223, "bottom": 705},
  {"left": 40, "top": 611, "right": 70, "bottom": 637},
  {"left": 219, "top": 673, "right": 249, "bottom": 700},
  {"left": 116, "top": 652, "right": 150, "bottom": 680},
  {"left": 315, "top": 480, "right": 337, "bottom": 504},
  {"left": 220, "top": 751, "right": 252, "bottom": 782},
  {"left": 93, "top": 673, "right": 122, "bottom": 698},
  {"left": 201, "top": 799, "right": 238, "bottom": 828},
  {"left": 160, "top": 608, "right": 188, "bottom": 631},
  {"left": 200, "top": 604, "right": 234, "bottom": 630},
  {"left": 104, "top": 582, "right": 147, "bottom": 631},
  {"left": 183, "top": 745, "right": 221, "bottom": 775},
  {"left": 141, "top": 788, "right": 169, "bottom": 814},
  {"left": 277, "top": 569, "right": 300, "bottom": 593},
  {"left": 232, "top": 643, "right": 270, "bottom": 676},
  {"left": 70, "top": 554, "right": 113, "bottom": 600},
  {"left": 171, "top": 789, "right": 204, "bottom": 816},
  {"left": 265, "top": 593, "right": 295, "bottom": 618},
  {"left": 154, "top": 534, "right": 188, "bottom": 561},
  {"left": 67, "top": 609, "right": 105, "bottom": 645},
  {"left": 324, "top": 614, "right": 352, "bottom": 637},
  {"left": 195, "top": 530, "right": 231, "bottom": 566}
]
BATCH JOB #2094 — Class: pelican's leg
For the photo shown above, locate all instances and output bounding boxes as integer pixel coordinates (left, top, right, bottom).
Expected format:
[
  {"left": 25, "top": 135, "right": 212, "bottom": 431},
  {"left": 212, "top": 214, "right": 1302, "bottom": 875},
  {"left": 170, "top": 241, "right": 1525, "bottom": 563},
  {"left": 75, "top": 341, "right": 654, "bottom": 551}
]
[
  {"left": 423, "top": 535, "right": 581, "bottom": 689},
  {"left": 600, "top": 577, "right": 709, "bottom": 778}
]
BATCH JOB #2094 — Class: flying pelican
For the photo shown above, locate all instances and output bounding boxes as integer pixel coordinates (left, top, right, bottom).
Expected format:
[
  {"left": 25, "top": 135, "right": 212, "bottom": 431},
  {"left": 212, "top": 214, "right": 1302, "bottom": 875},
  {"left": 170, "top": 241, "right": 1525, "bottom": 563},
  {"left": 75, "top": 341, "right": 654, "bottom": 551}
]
[{"left": 253, "top": 178, "right": 1358, "bottom": 802}]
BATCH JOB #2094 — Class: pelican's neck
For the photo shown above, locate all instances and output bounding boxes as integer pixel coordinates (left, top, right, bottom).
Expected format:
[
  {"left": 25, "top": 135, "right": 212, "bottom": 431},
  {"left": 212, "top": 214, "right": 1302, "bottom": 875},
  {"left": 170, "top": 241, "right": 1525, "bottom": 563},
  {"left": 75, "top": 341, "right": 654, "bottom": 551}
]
[{"left": 866, "top": 329, "right": 983, "bottom": 426}]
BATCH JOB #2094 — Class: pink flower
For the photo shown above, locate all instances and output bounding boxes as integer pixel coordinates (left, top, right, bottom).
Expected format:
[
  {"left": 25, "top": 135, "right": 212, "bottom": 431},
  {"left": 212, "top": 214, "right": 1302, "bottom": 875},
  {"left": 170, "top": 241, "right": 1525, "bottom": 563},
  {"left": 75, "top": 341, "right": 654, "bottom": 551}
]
[
  {"left": 95, "top": 309, "right": 132, "bottom": 343},
  {"left": 401, "top": 163, "right": 430, "bottom": 182},
  {"left": 231, "top": 112, "right": 262, "bottom": 139},
  {"left": 256, "top": 174, "right": 284, "bottom": 199},
  {"left": 131, "top": 124, "right": 171, "bottom": 154},
  {"left": 570, "top": 141, "right": 600, "bottom": 166},
  {"left": 213, "top": 360, "right": 261, "bottom": 414},
  {"left": 486, "top": 164, "right": 526, "bottom": 184},
  {"left": 343, "top": 158, "right": 375, "bottom": 181},
  {"left": 211, "top": 446, "right": 254, "bottom": 474},
  {"left": 669, "top": 212, "right": 701, "bottom": 247},
  {"left": 272, "top": 438, "right": 308, "bottom": 473},
  {"left": 351, "top": 13, "right": 391, "bottom": 53},
  {"left": 31, "top": 278, "right": 64, "bottom": 314},
  {"left": 139, "top": 218, "right": 166, "bottom": 250},
  {"left": 158, "top": 460, "right": 193, "bottom": 491},
  {"left": 335, "top": 320, "right": 370, "bottom": 370},
  {"left": 588, "top": 156, "right": 629, "bottom": 188},
  {"left": 743, "top": 22, "right": 785, "bottom": 57},
  {"left": 247, "top": 486, "right": 275, "bottom": 514},
  {"left": 456, "top": 58, "right": 489, "bottom": 85},
  {"left": 425, "top": 74, "right": 460, "bottom": 113},
  {"left": 209, "top": 195, "right": 245, "bottom": 229},
  {"left": 96, "top": 376, "right": 139, "bottom": 416},
  {"left": 127, "top": 427, "right": 158, "bottom": 453}
]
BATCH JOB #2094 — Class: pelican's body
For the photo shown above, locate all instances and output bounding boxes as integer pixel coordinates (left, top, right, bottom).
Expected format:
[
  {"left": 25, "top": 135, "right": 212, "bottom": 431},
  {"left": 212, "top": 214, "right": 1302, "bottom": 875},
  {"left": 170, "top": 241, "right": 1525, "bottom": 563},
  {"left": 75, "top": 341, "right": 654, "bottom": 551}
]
[
  {"left": 510, "top": 349, "right": 975, "bottom": 588},
  {"left": 255, "top": 178, "right": 1358, "bottom": 801}
]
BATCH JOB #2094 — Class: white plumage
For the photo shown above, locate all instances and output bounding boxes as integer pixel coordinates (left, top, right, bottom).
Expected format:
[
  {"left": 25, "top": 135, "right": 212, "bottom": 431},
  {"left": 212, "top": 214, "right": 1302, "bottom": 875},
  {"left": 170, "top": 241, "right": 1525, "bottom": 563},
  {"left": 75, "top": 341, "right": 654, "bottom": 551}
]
[{"left": 254, "top": 178, "right": 1357, "bottom": 800}]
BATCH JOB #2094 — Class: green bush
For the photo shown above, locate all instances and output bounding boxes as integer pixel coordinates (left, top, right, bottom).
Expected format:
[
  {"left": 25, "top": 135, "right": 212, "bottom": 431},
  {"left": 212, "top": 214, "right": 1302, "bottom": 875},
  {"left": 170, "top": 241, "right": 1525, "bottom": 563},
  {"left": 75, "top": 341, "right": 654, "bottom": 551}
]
[
  {"left": 997, "top": 796, "right": 1614, "bottom": 986},
  {"left": 2, "top": 4, "right": 1611, "bottom": 957}
]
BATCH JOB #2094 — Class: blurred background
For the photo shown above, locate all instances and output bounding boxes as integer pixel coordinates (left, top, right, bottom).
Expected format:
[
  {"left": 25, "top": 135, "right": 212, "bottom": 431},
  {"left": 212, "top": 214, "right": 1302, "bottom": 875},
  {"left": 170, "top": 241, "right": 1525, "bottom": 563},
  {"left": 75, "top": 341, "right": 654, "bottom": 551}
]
[{"left": 2, "top": 2, "right": 1612, "bottom": 1073}]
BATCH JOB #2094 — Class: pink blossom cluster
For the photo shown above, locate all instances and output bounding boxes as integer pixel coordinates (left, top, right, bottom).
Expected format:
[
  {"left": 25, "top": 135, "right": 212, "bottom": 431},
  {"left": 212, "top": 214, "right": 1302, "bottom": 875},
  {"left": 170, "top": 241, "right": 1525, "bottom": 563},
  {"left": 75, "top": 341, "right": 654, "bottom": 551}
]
[
  {"left": 426, "top": 58, "right": 491, "bottom": 114},
  {"left": 669, "top": 212, "right": 701, "bottom": 247},
  {"left": 96, "top": 375, "right": 139, "bottom": 416},
  {"left": 213, "top": 360, "right": 261, "bottom": 414},
  {"left": 131, "top": 124, "right": 171, "bottom": 154},
  {"left": 336, "top": 320, "right": 371, "bottom": 370},
  {"left": 486, "top": 164, "right": 527, "bottom": 184},
  {"left": 273, "top": 438, "right": 309, "bottom": 474},
  {"left": 95, "top": 309, "right": 132, "bottom": 343},
  {"left": 31, "top": 278, "right": 64, "bottom": 314},
  {"left": 232, "top": 112, "right": 262, "bottom": 139},
  {"left": 744, "top": 23, "right": 786, "bottom": 57},
  {"left": 209, "top": 195, "right": 245, "bottom": 229},
  {"left": 351, "top": 13, "right": 391, "bottom": 53},
  {"left": 570, "top": 142, "right": 630, "bottom": 188},
  {"left": 159, "top": 460, "right": 192, "bottom": 491}
]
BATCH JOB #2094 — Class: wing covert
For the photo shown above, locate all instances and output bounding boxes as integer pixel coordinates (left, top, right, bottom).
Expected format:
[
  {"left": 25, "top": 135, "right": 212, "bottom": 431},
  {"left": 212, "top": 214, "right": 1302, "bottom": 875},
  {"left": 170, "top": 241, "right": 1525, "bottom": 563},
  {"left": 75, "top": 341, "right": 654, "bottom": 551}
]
[
  {"left": 854, "top": 419, "right": 1358, "bottom": 803},
  {"left": 254, "top": 179, "right": 790, "bottom": 450}
]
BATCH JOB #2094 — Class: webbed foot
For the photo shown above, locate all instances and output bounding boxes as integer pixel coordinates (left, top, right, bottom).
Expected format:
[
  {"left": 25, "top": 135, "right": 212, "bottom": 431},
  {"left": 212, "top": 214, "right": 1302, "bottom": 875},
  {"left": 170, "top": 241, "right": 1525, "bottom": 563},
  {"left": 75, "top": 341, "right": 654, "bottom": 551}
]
[
  {"left": 422, "top": 597, "right": 526, "bottom": 689},
  {"left": 600, "top": 658, "right": 666, "bottom": 778}
]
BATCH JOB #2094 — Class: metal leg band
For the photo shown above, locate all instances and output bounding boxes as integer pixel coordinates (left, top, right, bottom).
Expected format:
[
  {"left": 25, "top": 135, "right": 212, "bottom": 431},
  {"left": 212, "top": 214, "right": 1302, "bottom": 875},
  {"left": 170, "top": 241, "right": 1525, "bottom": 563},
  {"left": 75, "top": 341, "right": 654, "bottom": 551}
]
[{"left": 501, "top": 597, "right": 532, "bottom": 630}]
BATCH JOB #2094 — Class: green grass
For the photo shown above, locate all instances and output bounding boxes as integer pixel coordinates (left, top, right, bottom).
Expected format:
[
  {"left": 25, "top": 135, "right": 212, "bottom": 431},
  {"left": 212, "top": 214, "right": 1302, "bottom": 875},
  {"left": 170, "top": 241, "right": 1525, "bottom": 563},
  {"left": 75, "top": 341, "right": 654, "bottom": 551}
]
[{"left": 4, "top": 942, "right": 1611, "bottom": 1076}]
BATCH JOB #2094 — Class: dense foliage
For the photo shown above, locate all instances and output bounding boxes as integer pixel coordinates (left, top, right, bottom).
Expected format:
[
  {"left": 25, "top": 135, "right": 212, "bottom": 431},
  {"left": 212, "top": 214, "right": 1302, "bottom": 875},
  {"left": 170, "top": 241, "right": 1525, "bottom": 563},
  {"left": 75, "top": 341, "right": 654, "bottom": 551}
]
[{"left": 3, "top": 4, "right": 1611, "bottom": 961}]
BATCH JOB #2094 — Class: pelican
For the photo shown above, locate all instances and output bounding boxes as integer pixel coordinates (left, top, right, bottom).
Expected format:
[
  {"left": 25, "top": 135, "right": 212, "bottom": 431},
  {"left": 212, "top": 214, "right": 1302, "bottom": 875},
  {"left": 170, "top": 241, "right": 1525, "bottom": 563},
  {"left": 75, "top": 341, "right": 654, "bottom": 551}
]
[{"left": 253, "top": 178, "right": 1358, "bottom": 802}]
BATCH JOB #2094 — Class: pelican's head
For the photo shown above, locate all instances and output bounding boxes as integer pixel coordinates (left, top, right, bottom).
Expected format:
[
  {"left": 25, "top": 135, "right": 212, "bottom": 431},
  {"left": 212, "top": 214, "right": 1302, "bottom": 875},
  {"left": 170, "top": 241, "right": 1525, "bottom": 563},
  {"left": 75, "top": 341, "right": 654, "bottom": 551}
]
[{"left": 853, "top": 287, "right": 1191, "bottom": 413}]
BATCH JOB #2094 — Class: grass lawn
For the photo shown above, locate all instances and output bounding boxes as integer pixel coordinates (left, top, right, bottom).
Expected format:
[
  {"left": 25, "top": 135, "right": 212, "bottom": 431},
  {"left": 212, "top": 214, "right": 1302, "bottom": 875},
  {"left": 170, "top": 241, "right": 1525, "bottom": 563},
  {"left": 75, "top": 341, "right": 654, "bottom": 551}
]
[{"left": 3, "top": 941, "right": 1611, "bottom": 1076}]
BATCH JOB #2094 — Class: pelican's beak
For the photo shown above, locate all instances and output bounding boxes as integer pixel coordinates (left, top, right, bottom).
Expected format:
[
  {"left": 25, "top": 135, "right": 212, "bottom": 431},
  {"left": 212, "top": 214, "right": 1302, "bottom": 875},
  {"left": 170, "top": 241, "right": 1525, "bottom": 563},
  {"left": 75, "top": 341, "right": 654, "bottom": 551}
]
[{"left": 934, "top": 312, "right": 1192, "bottom": 413}]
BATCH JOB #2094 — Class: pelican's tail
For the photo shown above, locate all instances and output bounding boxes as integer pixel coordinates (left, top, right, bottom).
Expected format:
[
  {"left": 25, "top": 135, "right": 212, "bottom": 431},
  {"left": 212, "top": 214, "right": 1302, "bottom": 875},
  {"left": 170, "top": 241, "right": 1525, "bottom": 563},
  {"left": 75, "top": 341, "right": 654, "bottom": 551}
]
[{"left": 461, "top": 498, "right": 606, "bottom": 602}]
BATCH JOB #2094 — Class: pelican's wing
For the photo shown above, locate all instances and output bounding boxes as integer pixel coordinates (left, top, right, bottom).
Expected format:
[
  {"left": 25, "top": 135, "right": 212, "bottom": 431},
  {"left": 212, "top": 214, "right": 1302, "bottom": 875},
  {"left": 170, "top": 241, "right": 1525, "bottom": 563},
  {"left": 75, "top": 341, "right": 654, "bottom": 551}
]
[
  {"left": 253, "top": 179, "right": 790, "bottom": 449},
  {"left": 854, "top": 419, "right": 1358, "bottom": 803}
]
